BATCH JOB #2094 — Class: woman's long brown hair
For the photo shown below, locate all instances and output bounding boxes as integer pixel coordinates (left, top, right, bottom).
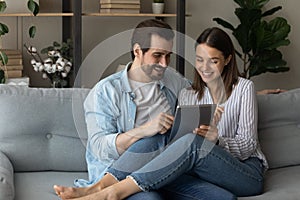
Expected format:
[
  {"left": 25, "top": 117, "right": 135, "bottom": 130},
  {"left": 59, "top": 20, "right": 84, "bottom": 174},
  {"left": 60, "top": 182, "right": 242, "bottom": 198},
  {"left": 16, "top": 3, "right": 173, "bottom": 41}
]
[{"left": 192, "top": 27, "right": 240, "bottom": 101}]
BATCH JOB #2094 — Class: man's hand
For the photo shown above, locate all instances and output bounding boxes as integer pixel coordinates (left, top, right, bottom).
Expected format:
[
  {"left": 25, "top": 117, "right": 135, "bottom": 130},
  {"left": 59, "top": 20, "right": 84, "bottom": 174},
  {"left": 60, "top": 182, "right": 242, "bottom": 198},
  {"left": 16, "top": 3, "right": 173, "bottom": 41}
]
[{"left": 140, "top": 112, "right": 174, "bottom": 137}]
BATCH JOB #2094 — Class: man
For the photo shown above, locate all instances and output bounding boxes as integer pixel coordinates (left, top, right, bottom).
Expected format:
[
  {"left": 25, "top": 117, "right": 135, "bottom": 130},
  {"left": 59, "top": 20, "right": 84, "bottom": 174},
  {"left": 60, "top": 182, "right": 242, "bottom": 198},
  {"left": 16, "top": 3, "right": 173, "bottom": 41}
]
[{"left": 55, "top": 19, "right": 189, "bottom": 200}]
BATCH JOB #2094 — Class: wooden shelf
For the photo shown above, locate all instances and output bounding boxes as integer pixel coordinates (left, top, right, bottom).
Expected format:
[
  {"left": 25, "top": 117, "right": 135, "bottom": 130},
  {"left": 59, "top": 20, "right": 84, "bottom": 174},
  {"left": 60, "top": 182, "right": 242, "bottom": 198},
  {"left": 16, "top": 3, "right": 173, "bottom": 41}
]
[
  {"left": 0, "top": 13, "right": 191, "bottom": 18},
  {"left": 83, "top": 13, "right": 177, "bottom": 17},
  {"left": 0, "top": 13, "right": 74, "bottom": 17}
]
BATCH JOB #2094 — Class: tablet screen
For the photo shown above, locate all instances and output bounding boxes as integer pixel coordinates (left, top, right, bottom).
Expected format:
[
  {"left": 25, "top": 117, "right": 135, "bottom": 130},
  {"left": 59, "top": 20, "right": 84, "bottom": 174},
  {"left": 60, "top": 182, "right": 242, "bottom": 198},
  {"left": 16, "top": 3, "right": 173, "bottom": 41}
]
[{"left": 170, "top": 104, "right": 217, "bottom": 136}]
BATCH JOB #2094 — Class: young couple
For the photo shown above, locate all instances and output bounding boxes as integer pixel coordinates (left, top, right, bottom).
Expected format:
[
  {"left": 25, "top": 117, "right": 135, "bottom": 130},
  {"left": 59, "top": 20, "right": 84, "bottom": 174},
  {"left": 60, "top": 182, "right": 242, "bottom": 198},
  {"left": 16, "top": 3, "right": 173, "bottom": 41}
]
[{"left": 54, "top": 19, "right": 268, "bottom": 200}]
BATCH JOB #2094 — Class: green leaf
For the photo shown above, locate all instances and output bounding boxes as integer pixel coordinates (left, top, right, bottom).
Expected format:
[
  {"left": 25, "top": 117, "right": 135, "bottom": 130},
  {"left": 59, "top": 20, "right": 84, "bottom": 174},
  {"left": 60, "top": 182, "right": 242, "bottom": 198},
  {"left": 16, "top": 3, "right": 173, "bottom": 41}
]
[
  {"left": 0, "top": 51, "right": 8, "bottom": 65},
  {"left": 212, "top": 18, "right": 235, "bottom": 31},
  {"left": 29, "top": 26, "right": 36, "bottom": 38},
  {"left": 0, "top": 22, "right": 9, "bottom": 36},
  {"left": 27, "top": 0, "right": 39, "bottom": 16},
  {"left": 53, "top": 41, "right": 60, "bottom": 47},
  {"left": 267, "top": 17, "right": 291, "bottom": 41},
  {"left": 0, "top": 1, "right": 7, "bottom": 12},
  {"left": 262, "top": 6, "right": 282, "bottom": 17}
]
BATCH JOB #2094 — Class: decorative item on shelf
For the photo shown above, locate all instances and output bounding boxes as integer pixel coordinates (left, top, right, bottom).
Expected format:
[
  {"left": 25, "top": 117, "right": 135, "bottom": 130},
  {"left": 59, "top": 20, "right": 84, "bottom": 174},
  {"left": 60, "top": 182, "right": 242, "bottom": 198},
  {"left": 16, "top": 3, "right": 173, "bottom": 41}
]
[
  {"left": 0, "top": 49, "right": 24, "bottom": 79},
  {"left": 152, "top": 0, "right": 164, "bottom": 14},
  {"left": 0, "top": 0, "right": 39, "bottom": 84},
  {"left": 24, "top": 39, "right": 73, "bottom": 88},
  {"left": 99, "top": 0, "right": 140, "bottom": 14},
  {"left": 213, "top": 0, "right": 291, "bottom": 79}
]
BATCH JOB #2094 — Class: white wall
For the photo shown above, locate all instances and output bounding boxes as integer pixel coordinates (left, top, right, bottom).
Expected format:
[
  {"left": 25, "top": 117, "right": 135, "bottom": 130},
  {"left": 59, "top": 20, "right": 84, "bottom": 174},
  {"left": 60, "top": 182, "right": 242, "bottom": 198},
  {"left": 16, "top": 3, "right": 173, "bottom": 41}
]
[
  {"left": 185, "top": 0, "right": 300, "bottom": 91},
  {"left": 1, "top": 0, "right": 299, "bottom": 90}
]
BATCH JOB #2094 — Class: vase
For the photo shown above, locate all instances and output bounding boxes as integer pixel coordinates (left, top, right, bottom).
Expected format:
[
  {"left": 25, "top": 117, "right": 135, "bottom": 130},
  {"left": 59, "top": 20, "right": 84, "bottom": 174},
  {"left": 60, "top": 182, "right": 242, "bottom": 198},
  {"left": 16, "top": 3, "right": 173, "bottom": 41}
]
[
  {"left": 51, "top": 78, "right": 68, "bottom": 88},
  {"left": 152, "top": 3, "right": 164, "bottom": 14}
]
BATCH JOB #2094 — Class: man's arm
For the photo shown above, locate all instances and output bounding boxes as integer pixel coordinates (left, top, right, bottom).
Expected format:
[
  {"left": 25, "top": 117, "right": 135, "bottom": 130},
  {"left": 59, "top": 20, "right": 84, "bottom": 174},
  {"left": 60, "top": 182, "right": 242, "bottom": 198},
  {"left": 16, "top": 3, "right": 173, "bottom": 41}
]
[{"left": 116, "top": 112, "right": 174, "bottom": 154}]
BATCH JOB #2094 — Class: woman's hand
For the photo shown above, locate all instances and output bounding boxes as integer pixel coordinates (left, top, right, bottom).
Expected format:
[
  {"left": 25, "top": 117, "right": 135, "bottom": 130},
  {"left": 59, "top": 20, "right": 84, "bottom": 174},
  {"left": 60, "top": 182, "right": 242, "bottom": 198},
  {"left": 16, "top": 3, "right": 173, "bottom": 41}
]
[
  {"left": 193, "top": 124, "right": 218, "bottom": 143},
  {"left": 193, "top": 106, "right": 224, "bottom": 143}
]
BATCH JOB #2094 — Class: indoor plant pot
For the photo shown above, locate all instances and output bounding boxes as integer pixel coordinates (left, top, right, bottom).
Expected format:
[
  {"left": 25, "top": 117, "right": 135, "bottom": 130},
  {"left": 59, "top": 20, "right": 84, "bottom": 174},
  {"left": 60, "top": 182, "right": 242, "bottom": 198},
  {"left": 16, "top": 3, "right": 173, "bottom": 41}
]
[{"left": 152, "top": 0, "right": 164, "bottom": 14}]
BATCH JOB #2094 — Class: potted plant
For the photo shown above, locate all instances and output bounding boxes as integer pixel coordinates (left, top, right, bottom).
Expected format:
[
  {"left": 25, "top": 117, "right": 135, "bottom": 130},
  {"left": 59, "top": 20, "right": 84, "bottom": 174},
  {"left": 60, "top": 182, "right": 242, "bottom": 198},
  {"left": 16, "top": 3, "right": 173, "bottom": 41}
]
[
  {"left": 25, "top": 39, "right": 73, "bottom": 88},
  {"left": 0, "top": 0, "right": 39, "bottom": 83},
  {"left": 152, "top": 0, "right": 164, "bottom": 14},
  {"left": 213, "top": 0, "right": 291, "bottom": 79}
]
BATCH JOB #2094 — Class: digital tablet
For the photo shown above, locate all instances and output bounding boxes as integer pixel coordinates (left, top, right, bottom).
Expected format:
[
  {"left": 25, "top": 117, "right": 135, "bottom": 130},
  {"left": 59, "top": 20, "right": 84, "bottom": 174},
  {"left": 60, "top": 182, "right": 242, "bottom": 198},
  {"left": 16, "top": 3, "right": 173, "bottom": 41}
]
[{"left": 170, "top": 104, "right": 217, "bottom": 136}]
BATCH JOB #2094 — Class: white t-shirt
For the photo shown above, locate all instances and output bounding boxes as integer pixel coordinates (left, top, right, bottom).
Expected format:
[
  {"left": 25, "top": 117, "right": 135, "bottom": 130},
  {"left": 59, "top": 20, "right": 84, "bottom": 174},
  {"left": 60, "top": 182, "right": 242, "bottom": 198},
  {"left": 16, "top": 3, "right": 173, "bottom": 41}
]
[{"left": 129, "top": 79, "right": 171, "bottom": 127}]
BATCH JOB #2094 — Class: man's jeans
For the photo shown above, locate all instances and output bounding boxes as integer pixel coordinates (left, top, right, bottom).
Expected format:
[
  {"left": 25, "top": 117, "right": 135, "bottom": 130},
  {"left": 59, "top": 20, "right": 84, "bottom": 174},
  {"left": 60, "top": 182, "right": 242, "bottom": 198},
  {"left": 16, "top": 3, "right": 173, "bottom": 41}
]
[{"left": 108, "top": 133, "right": 263, "bottom": 199}]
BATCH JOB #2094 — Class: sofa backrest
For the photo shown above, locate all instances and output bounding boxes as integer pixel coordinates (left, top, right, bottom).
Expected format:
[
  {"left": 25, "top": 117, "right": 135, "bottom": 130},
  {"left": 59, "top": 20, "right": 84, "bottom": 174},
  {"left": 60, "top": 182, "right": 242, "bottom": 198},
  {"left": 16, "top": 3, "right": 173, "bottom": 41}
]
[
  {"left": 257, "top": 88, "right": 300, "bottom": 169},
  {"left": 0, "top": 85, "right": 90, "bottom": 172}
]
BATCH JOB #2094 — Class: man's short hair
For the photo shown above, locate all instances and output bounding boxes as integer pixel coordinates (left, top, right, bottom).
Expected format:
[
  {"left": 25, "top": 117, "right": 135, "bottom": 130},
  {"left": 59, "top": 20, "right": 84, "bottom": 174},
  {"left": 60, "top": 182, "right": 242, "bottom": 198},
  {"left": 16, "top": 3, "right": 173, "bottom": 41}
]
[{"left": 131, "top": 19, "right": 174, "bottom": 59}]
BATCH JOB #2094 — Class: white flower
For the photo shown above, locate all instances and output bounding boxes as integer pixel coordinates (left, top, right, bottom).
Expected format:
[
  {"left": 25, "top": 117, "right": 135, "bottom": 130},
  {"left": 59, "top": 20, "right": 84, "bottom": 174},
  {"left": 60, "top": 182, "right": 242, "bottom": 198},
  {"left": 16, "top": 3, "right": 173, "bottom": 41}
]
[
  {"left": 44, "top": 63, "right": 51, "bottom": 71},
  {"left": 38, "top": 64, "right": 44, "bottom": 72},
  {"left": 44, "top": 58, "right": 53, "bottom": 64},
  {"left": 64, "top": 65, "right": 71, "bottom": 73},
  {"left": 31, "top": 59, "right": 37, "bottom": 65},
  {"left": 48, "top": 50, "right": 56, "bottom": 57},
  {"left": 61, "top": 72, "right": 68, "bottom": 78},
  {"left": 66, "top": 61, "right": 72, "bottom": 67},
  {"left": 42, "top": 73, "right": 48, "bottom": 79},
  {"left": 27, "top": 46, "right": 37, "bottom": 55},
  {"left": 33, "top": 66, "right": 39, "bottom": 72},
  {"left": 51, "top": 64, "right": 57, "bottom": 73},
  {"left": 57, "top": 64, "right": 64, "bottom": 71}
]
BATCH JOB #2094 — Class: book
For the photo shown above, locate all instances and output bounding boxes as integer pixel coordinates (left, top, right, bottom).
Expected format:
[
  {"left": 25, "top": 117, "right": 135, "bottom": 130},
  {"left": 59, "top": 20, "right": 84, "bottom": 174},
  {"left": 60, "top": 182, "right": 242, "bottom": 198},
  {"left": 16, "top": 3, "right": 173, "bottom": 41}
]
[
  {"left": 0, "top": 49, "right": 21, "bottom": 55},
  {"left": 100, "top": 0, "right": 140, "bottom": 4},
  {"left": 100, "top": 3, "right": 140, "bottom": 9},
  {"left": 4, "top": 70, "right": 23, "bottom": 78},
  {"left": 0, "top": 65, "right": 23, "bottom": 71},
  {"left": 6, "top": 58, "right": 23, "bottom": 65},
  {"left": 100, "top": 8, "right": 140, "bottom": 13},
  {"left": 6, "top": 77, "right": 30, "bottom": 86}
]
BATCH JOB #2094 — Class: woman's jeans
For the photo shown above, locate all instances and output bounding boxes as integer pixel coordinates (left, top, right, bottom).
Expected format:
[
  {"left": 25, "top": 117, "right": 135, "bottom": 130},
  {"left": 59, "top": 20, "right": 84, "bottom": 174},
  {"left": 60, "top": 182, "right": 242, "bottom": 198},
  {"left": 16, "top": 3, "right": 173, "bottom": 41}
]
[{"left": 107, "top": 132, "right": 264, "bottom": 199}]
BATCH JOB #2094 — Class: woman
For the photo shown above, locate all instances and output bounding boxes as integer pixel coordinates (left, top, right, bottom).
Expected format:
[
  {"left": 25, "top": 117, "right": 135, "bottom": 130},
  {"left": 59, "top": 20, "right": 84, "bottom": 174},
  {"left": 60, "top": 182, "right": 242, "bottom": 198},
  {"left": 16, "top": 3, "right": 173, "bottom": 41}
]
[{"left": 54, "top": 27, "right": 268, "bottom": 200}]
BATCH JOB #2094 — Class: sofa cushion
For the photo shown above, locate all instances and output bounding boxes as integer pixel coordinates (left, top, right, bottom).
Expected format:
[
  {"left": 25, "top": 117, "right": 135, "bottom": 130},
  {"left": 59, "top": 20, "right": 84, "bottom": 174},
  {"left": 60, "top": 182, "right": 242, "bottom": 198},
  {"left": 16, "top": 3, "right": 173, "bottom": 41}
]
[
  {"left": 0, "top": 85, "right": 90, "bottom": 172},
  {"left": 0, "top": 151, "right": 14, "bottom": 200},
  {"left": 14, "top": 171, "right": 87, "bottom": 200},
  {"left": 257, "top": 88, "right": 300, "bottom": 169},
  {"left": 238, "top": 165, "right": 300, "bottom": 200}
]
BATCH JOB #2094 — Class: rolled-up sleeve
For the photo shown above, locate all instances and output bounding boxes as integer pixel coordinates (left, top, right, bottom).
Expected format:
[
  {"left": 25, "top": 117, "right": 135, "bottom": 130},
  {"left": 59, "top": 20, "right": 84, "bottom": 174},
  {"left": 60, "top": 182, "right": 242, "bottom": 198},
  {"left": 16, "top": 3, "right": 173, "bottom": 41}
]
[{"left": 84, "top": 86, "right": 120, "bottom": 163}]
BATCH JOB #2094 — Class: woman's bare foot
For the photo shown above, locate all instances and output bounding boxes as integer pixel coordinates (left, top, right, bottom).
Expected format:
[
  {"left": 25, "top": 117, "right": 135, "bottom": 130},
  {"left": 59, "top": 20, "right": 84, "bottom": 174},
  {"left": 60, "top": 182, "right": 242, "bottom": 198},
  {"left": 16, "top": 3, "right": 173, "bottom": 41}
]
[{"left": 53, "top": 184, "right": 101, "bottom": 199}]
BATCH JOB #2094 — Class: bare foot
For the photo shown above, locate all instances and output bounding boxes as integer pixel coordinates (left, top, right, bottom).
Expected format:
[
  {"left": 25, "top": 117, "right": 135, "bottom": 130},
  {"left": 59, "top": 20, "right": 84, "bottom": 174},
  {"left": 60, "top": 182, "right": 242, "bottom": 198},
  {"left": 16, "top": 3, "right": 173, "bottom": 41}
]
[
  {"left": 69, "top": 187, "right": 120, "bottom": 200},
  {"left": 53, "top": 184, "right": 101, "bottom": 199}
]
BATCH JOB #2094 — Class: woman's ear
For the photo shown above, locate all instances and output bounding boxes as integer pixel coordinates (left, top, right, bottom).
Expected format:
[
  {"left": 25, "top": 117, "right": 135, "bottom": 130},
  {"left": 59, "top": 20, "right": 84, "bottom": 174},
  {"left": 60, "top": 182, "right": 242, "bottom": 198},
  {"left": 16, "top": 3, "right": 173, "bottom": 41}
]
[
  {"left": 225, "top": 55, "right": 232, "bottom": 66},
  {"left": 133, "top": 43, "right": 141, "bottom": 57}
]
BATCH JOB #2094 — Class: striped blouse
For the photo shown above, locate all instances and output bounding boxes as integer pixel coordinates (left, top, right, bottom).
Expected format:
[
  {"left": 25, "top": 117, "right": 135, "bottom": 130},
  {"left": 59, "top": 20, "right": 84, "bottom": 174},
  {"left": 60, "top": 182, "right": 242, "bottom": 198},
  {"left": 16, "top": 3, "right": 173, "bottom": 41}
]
[{"left": 179, "top": 77, "right": 268, "bottom": 169}]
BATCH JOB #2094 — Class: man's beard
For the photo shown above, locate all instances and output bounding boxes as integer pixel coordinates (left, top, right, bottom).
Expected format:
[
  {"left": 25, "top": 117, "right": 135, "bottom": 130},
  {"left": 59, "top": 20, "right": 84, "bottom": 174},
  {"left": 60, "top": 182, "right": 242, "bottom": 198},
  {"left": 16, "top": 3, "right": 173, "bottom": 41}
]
[{"left": 141, "top": 63, "right": 166, "bottom": 81}]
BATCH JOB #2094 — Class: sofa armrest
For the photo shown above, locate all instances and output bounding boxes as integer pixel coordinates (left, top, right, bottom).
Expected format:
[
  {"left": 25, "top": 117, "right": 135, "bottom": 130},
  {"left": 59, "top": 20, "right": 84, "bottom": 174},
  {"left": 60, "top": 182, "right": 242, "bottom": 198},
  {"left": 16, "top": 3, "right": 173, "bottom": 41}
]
[{"left": 0, "top": 151, "right": 14, "bottom": 200}]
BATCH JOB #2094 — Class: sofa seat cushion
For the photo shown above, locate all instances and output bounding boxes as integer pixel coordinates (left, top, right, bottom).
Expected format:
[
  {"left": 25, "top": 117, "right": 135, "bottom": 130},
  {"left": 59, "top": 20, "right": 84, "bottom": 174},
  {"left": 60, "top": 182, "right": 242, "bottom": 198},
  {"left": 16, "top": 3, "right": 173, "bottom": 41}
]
[
  {"left": 14, "top": 172, "right": 87, "bottom": 200},
  {"left": 238, "top": 165, "right": 300, "bottom": 200}
]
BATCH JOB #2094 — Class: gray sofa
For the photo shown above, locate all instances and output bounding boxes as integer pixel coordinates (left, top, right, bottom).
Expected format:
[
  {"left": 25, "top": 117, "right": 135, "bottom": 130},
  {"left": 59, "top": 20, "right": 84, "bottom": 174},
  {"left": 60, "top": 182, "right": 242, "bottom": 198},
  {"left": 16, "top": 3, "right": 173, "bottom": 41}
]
[{"left": 0, "top": 85, "right": 299, "bottom": 200}]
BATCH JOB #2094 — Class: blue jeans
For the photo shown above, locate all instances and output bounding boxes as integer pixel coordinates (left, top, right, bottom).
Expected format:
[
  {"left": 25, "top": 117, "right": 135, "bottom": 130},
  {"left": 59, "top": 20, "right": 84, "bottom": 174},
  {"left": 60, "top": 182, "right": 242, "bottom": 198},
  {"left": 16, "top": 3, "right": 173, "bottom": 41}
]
[
  {"left": 160, "top": 174, "right": 236, "bottom": 200},
  {"left": 108, "top": 133, "right": 263, "bottom": 198},
  {"left": 126, "top": 191, "right": 163, "bottom": 200}
]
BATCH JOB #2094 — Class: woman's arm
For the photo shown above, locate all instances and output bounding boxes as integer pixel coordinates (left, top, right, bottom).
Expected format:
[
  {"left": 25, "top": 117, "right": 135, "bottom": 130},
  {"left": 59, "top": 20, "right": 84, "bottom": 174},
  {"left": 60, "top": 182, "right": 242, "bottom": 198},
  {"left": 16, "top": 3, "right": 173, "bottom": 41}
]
[{"left": 218, "top": 81, "right": 258, "bottom": 160}]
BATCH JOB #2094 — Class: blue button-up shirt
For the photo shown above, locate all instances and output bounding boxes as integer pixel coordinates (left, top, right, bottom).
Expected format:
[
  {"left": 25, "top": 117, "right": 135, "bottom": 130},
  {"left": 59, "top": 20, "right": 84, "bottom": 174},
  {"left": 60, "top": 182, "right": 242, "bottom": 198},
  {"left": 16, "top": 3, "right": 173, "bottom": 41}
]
[{"left": 75, "top": 62, "right": 190, "bottom": 187}]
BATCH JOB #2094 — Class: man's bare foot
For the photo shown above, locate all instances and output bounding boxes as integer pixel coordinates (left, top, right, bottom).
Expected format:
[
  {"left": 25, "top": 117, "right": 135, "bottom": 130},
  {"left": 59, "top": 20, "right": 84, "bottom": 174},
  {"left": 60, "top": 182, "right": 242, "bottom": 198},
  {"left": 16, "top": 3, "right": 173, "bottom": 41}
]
[
  {"left": 69, "top": 187, "right": 120, "bottom": 200},
  {"left": 53, "top": 184, "right": 101, "bottom": 199}
]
